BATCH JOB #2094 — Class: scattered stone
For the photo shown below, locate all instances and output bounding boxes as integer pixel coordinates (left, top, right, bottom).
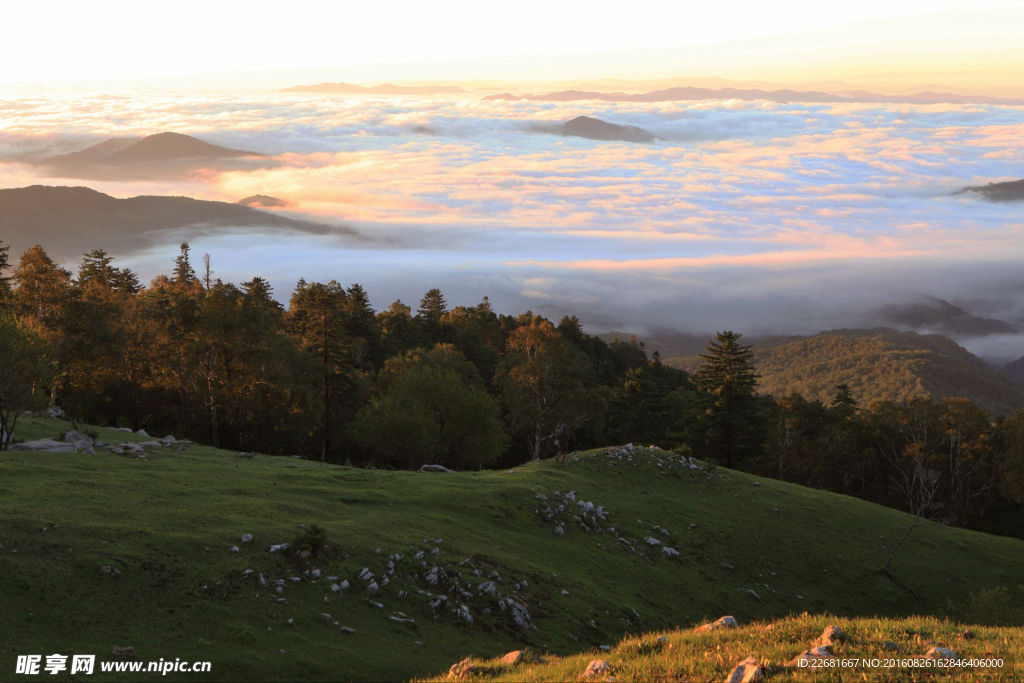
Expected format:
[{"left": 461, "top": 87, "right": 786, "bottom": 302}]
[
  {"left": 340, "top": 627, "right": 355, "bottom": 634},
  {"left": 645, "top": 537, "right": 662, "bottom": 546},
  {"left": 813, "top": 625, "right": 846, "bottom": 648},
  {"left": 598, "top": 645, "right": 611, "bottom": 652},
  {"left": 746, "top": 589, "right": 760, "bottom": 600},
  {"left": 269, "top": 543, "right": 289, "bottom": 553},
  {"left": 721, "top": 563, "right": 735, "bottom": 571},
  {"left": 698, "top": 616, "right": 738, "bottom": 632},
  {"left": 925, "top": 646, "right": 958, "bottom": 660},
  {"left": 63, "top": 430, "right": 95, "bottom": 452},
  {"left": 111, "top": 646, "right": 135, "bottom": 660},
  {"left": 46, "top": 405, "right": 66, "bottom": 419},
  {"left": 662, "top": 546, "right": 680, "bottom": 558},
  {"left": 389, "top": 616, "right": 416, "bottom": 624},
  {"left": 230, "top": 546, "right": 239, "bottom": 553},
  {"left": 582, "top": 659, "right": 610, "bottom": 678},
  {"left": 787, "top": 645, "right": 835, "bottom": 667},
  {"left": 367, "top": 581, "right": 379, "bottom": 595},
  {"left": 883, "top": 641, "right": 899, "bottom": 651},
  {"left": 725, "top": 656, "right": 763, "bottom": 683},
  {"left": 501, "top": 650, "right": 523, "bottom": 667},
  {"left": 10, "top": 439, "right": 77, "bottom": 453},
  {"left": 420, "top": 464, "right": 455, "bottom": 473},
  {"left": 448, "top": 658, "right": 475, "bottom": 681},
  {"left": 241, "top": 534, "right": 253, "bottom": 543}
]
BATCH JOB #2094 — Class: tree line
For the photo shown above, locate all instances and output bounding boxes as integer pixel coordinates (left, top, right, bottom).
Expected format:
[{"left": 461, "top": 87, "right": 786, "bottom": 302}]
[{"left": 1, "top": 241, "right": 1023, "bottom": 538}]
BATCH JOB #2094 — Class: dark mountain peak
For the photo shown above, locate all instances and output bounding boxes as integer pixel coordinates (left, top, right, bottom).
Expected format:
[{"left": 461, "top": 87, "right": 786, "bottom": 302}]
[
  {"left": 957, "top": 178, "right": 1024, "bottom": 202},
  {"left": 0, "top": 184, "right": 345, "bottom": 261},
  {"left": 559, "top": 116, "right": 657, "bottom": 143},
  {"left": 875, "top": 296, "right": 1018, "bottom": 338},
  {"left": 237, "top": 194, "right": 291, "bottom": 208},
  {"left": 43, "top": 132, "right": 258, "bottom": 167}
]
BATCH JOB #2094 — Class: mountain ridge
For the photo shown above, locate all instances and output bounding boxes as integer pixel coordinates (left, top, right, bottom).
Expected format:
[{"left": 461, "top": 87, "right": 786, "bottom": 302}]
[{"left": 0, "top": 185, "right": 344, "bottom": 260}]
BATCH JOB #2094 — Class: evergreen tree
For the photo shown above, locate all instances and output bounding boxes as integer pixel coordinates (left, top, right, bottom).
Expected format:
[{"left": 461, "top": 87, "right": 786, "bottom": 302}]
[
  {"left": 832, "top": 383, "right": 857, "bottom": 410},
  {"left": 691, "top": 331, "right": 764, "bottom": 468},
  {"left": 79, "top": 249, "right": 118, "bottom": 289},
  {"left": 173, "top": 242, "right": 196, "bottom": 285},
  {"left": 417, "top": 288, "right": 448, "bottom": 343}
]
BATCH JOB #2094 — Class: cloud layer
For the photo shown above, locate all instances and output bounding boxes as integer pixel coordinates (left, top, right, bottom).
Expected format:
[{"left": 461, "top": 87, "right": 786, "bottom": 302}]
[{"left": 1, "top": 88, "right": 1022, "bottom": 358}]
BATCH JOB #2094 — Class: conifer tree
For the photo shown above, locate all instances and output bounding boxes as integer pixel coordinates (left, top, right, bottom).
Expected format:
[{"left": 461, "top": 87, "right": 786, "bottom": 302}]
[
  {"left": 173, "top": 242, "right": 196, "bottom": 285},
  {"left": 417, "top": 288, "right": 448, "bottom": 343},
  {"left": 691, "top": 331, "right": 764, "bottom": 468}
]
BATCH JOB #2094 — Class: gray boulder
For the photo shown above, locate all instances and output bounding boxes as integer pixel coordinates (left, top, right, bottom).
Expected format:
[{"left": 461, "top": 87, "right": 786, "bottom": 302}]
[
  {"left": 46, "top": 405, "right": 65, "bottom": 419},
  {"left": 64, "top": 430, "right": 95, "bottom": 452},
  {"left": 10, "top": 439, "right": 77, "bottom": 453},
  {"left": 419, "top": 464, "right": 454, "bottom": 473}
]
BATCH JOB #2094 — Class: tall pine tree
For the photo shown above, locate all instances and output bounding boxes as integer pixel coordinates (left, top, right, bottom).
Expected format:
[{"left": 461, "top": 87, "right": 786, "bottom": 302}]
[{"left": 691, "top": 331, "right": 764, "bottom": 468}]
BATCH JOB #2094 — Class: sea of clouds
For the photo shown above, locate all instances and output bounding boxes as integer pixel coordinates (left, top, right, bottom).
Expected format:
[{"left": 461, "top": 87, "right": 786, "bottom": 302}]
[{"left": 0, "top": 88, "right": 1022, "bottom": 357}]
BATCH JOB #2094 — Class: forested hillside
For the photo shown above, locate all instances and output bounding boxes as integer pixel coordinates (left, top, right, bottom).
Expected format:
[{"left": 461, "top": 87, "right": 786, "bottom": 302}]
[{"left": 665, "top": 328, "right": 1024, "bottom": 415}]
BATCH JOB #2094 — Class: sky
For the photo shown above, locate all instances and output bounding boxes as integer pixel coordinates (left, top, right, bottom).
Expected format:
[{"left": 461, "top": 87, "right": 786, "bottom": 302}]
[
  {"left": 3, "top": 1, "right": 1023, "bottom": 90},
  {"left": 1, "top": 1, "right": 1022, "bottom": 362}
]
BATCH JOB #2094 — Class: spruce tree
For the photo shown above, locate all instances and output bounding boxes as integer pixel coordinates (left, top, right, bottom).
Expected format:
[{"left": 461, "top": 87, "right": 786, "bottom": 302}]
[
  {"left": 173, "top": 242, "right": 195, "bottom": 284},
  {"left": 691, "top": 331, "right": 764, "bottom": 468},
  {"left": 417, "top": 288, "right": 448, "bottom": 344}
]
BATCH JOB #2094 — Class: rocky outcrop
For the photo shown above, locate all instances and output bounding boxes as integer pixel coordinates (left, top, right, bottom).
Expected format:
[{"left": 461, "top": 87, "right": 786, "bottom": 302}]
[{"left": 725, "top": 656, "right": 763, "bottom": 683}]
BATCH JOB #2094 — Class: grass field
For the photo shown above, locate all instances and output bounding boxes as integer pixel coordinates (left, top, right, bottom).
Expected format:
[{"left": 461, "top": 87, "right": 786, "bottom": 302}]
[
  {"left": 425, "top": 613, "right": 1023, "bottom": 681},
  {"left": 3, "top": 415, "right": 1024, "bottom": 681}
]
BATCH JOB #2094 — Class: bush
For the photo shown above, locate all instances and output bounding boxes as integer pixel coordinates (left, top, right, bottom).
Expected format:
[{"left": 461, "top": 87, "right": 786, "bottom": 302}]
[
  {"left": 292, "top": 524, "right": 328, "bottom": 558},
  {"left": 954, "top": 585, "right": 1024, "bottom": 625}
]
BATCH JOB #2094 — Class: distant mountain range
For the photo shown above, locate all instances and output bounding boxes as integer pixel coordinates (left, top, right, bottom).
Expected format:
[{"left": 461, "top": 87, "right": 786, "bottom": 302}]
[
  {"left": 663, "top": 327, "right": 1024, "bottom": 416},
  {"left": 553, "top": 116, "right": 657, "bottom": 143},
  {"left": 874, "top": 296, "right": 1018, "bottom": 338},
  {"left": 957, "top": 179, "right": 1024, "bottom": 202},
  {"left": 283, "top": 82, "right": 465, "bottom": 95},
  {"left": 1005, "top": 355, "right": 1024, "bottom": 390},
  {"left": 0, "top": 185, "right": 342, "bottom": 260},
  {"left": 484, "top": 87, "right": 1024, "bottom": 106},
  {"left": 43, "top": 132, "right": 258, "bottom": 167}
]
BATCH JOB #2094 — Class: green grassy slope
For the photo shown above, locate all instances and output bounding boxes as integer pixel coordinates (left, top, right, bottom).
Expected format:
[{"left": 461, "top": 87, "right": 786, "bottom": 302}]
[
  {"left": 426, "top": 613, "right": 1023, "bottom": 682},
  {"left": 3, "top": 416, "right": 1024, "bottom": 682},
  {"left": 665, "top": 328, "right": 1024, "bottom": 415}
]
